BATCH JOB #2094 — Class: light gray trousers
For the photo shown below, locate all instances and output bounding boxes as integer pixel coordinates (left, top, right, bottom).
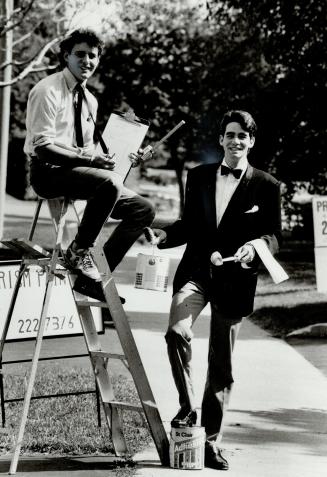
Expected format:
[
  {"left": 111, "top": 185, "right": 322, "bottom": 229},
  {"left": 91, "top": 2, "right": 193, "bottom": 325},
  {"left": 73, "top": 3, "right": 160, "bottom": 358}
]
[{"left": 165, "top": 281, "right": 242, "bottom": 445}]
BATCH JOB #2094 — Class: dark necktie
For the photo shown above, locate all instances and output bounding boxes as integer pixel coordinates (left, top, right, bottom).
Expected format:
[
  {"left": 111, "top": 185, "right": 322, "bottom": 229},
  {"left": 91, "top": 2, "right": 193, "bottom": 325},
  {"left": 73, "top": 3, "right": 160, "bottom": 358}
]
[
  {"left": 74, "top": 84, "right": 84, "bottom": 147},
  {"left": 221, "top": 164, "right": 242, "bottom": 179}
]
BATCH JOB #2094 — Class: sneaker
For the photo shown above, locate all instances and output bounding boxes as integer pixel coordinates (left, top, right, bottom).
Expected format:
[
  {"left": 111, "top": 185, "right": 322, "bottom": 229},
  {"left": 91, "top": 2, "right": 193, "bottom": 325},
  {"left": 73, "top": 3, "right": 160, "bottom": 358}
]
[{"left": 65, "top": 241, "right": 101, "bottom": 282}]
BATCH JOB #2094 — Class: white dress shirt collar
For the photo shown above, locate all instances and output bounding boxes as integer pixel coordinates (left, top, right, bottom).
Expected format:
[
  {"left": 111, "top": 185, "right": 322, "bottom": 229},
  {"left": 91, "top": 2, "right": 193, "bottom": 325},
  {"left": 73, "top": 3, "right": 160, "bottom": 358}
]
[
  {"left": 62, "top": 67, "right": 86, "bottom": 92},
  {"left": 215, "top": 157, "right": 248, "bottom": 226},
  {"left": 220, "top": 156, "right": 248, "bottom": 179}
]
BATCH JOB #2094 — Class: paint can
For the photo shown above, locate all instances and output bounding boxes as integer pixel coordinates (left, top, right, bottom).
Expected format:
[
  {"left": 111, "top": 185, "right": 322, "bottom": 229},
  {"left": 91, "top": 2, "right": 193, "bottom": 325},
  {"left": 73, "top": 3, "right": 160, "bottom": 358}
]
[
  {"left": 169, "top": 426, "right": 205, "bottom": 470},
  {"left": 134, "top": 253, "right": 169, "bottom": 292}
]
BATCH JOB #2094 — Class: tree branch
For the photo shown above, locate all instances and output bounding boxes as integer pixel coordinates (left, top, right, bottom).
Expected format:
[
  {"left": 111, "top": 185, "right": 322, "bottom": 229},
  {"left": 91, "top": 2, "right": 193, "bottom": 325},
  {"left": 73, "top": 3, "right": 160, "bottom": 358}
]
[
  {"left": 0, "top": 0, "right": 35, "bottom": 38},
  {"left": 0, "top": 36, "right": 61, "bottom": 87}
]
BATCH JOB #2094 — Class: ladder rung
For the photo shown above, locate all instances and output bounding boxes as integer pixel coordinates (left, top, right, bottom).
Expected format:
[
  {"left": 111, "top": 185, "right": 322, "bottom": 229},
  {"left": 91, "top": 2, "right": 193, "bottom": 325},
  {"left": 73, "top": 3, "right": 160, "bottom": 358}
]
[
  {"left": 1, "top": 239, "right": 50, "bottom": 258},
  {"left": 0, "top": 241, "right": 25, "bottom": 255},
  {"left": 75, "top": 300, "right": 108, "bottom": 308},
  {"left": 90, "top": 351, "right": 126, "bottom": 361},
  {"left": 23, "top": 257, "right": 51, "bottom": 266},
  {"left": 105, "top": 400, "right": 143, "bottom": 413}
]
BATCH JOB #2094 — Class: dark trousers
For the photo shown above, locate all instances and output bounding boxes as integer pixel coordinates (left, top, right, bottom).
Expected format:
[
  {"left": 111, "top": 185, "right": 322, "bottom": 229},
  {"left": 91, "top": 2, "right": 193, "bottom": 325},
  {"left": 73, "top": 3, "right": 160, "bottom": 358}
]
[
  {"left": 31, "top": 163, "right": 155, "bottom": 271},
  {"left": 165, "top": 281, "right": 242, "bottom": 445}
]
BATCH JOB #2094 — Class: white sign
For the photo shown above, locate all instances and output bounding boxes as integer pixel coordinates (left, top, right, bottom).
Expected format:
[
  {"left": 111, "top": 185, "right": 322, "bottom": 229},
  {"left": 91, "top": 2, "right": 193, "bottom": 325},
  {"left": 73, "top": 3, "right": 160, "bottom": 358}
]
[
  {"left": 0, "top": 263, "right": 103, "bottom": 341},
  {"left": 312, "top": 197, "right": 327, "bottom": 247},
  {"left": 312, "top": 197, "right": 327, "bottom": 292},
  {"left": 314, "top": 247, "right": 327, "bottom": 293}
]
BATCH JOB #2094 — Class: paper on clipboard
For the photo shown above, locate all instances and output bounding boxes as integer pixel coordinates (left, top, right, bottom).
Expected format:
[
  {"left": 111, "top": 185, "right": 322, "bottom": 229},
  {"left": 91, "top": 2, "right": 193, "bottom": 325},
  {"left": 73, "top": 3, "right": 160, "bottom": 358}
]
[{"left": 95, "top": 111, "right": 150, "bottom": 180}]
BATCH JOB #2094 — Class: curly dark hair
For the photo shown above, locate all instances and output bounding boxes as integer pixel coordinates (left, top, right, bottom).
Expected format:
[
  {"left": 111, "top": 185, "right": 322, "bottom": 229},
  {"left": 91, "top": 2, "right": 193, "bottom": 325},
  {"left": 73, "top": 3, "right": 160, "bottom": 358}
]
[
  {"left": 219, "top": 110, "right": 257, "bottom": 138},
  {"left": 58, "top": 29, "right": 104, "bottom": 67}
]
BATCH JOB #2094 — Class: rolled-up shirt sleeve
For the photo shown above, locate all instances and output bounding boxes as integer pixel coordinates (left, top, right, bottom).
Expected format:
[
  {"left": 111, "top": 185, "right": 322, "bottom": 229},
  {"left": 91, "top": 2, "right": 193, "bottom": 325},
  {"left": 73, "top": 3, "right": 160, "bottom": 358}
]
[{"left": 26, "top": 85, "right": 58, "bottom": 152}]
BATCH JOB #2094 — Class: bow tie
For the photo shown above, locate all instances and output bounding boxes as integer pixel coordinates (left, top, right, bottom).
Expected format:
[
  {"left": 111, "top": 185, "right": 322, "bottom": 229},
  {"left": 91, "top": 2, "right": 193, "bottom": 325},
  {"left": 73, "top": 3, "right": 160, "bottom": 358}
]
[{"left": 221, "top": 164, "right": 242, "bottom": 179}]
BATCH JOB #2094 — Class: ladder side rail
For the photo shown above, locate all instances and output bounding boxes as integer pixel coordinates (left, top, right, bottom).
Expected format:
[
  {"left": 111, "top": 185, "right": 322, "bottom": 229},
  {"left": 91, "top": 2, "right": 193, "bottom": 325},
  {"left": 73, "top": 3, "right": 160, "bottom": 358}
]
[
  {"left": 94, "top": 249, "right": 169, "bottom": 466},
  {"left": 0, "top": 356, "right": 5, "bottom": 427},
  {"left": 9, "top": 275, "right": 57, "bottom": 475},
  {"left": 48, "top": 198, "right": 74, "bottom": 250},
  {"left": 1, "top": 197, "right": 43, "bottom": 430},
  {"left": 76, "top": 302, "right": 128, "bottom": 455},
  {"left": 47, "top": 198, "right": 66, "bottom": 234},
  {"left": 71, "top": 201, "right": 81, "bottom": 225},
  {"left": 9, "top": 199, "right": 69, "bottom": 475},
  {"left": 0, "top": 263, "right": 28, "bottom": 359},
  {"left": 28, "top": 199, "right": 43, "bottom": 241}
]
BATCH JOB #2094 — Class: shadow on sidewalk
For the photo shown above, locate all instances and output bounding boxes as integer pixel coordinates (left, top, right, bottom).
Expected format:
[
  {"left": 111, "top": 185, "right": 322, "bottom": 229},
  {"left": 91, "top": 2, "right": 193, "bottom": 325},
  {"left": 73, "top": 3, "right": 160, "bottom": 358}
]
[{"left": 226, "top": 408, "right": 327, "bottom": 456}]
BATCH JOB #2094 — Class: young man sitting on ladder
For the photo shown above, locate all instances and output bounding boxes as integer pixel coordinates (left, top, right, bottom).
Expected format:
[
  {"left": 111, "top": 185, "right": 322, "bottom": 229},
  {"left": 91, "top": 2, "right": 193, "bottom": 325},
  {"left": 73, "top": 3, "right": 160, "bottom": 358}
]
[{"left": 24, "top": 29, "right": 154, "bottom": 300}]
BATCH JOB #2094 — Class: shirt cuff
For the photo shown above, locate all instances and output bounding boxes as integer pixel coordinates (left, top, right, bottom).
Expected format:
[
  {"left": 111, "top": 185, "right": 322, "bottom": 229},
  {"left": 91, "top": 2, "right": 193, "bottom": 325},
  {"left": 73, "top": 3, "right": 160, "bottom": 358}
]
[{"left": 32, "top": 135, "right": 54, "bottom": 149}]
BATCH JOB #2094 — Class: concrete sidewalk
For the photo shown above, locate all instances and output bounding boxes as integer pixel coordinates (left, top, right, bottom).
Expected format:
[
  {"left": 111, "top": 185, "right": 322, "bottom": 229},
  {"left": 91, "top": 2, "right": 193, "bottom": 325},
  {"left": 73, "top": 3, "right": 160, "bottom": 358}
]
[
  {"left": 119, "top": 287, "right": 327, "bottom": 477},
  {"left": 1, "top": 194, "right": 327, "bottom": 476}
]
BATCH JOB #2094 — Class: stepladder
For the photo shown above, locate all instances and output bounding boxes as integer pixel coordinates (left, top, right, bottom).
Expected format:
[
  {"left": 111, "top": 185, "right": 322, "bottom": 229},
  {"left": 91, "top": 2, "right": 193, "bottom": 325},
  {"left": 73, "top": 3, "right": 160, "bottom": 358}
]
[{"left": 0, "top": 197, "right": 169, "bottom": 474}]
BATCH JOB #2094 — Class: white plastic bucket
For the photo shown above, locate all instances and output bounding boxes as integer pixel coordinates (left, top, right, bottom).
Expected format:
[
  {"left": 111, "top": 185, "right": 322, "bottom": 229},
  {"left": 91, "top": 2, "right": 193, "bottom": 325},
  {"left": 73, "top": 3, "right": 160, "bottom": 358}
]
[
  {"left": 135, "top": 253, "right": 169, "bottom": 292},
  {"left": 169, "top": 426, "right": 205, "bottom": 470}
]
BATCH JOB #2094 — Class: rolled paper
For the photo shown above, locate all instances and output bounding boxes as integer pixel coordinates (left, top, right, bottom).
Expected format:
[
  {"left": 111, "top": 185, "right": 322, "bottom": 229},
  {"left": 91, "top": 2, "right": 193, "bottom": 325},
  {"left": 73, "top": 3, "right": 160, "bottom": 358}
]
[{"left": 248, "top": 238, "right": 289, "bottom": 284}]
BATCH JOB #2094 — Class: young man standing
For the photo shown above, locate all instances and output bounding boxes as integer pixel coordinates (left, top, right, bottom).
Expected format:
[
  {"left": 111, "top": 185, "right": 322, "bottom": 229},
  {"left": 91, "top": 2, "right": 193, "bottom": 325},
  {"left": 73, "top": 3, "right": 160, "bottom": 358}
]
[
  {"left": 24, "top": 29, "right": 154, "bottom": 299},
  {"left": 150, "top": 110, "right": 282, "bottom": 470}
]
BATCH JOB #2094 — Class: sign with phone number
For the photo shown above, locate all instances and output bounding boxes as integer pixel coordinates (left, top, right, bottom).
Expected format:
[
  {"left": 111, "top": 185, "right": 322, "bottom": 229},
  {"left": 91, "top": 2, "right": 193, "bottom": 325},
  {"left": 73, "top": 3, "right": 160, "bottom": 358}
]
[{"left": 0, "top": 263, "right": 103, "bottom": 341}]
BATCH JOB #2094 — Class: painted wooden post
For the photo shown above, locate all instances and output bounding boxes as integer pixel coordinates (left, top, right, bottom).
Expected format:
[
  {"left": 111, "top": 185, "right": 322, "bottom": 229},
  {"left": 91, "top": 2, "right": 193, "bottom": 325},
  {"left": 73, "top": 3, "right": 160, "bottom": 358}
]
[{"left": 0, "top": 0, "right": 13, "bottom": 240}]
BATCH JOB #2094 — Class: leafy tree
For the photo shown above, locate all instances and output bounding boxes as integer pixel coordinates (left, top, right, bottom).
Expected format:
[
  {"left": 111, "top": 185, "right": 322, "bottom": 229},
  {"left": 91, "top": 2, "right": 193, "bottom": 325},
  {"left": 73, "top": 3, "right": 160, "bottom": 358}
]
[
  {"left": 0, "top": 0, "right": 95, "bottom": 86},
  {"left": 96, "top": 0, "right": 326, "bottom": 220},
  {"left": 5, "top": 0, "right": 325, "bottom": 224},
  {"left": 207, "top": 0, "right": 327, "bottom": 190},
  {"left": 96, "top": 0, "right": 278, "bottom": 210}
]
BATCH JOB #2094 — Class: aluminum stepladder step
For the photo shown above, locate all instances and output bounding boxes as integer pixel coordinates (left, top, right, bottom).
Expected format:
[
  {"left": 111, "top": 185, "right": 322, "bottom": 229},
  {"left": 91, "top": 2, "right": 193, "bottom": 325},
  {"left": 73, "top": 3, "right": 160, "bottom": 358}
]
[{"left": 0, "top": 197, "right": 169, "bottom": 474}]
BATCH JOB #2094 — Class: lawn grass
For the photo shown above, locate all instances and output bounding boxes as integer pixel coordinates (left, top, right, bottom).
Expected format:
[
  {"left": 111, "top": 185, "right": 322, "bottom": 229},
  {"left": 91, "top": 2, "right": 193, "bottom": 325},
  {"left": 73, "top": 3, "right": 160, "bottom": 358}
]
[
  {"left": 1, "top": 367, "right": 151, "bottom": 459},
  {"left": 250, "top": 243, "right": 327, "bottom": 337}
]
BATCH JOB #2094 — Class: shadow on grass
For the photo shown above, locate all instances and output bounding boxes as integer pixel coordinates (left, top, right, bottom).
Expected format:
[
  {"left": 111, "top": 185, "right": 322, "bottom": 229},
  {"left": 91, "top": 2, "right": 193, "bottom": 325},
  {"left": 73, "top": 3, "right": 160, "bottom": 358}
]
[
  {"left": 250, "top": 301, "right": 327, "bottom": 338},
  {"left": 257, "top": 286, "right": 314, "bottom": 297},
  {"left": 226, "top": 408, "right": 327, "bottom": 457}
]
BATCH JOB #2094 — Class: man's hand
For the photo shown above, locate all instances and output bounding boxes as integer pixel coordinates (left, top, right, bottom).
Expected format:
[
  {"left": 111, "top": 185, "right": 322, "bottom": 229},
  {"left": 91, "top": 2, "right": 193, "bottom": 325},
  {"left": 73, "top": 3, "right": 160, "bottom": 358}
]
[
  {"left": 129, "top": 146, "right": 154, "bottom": 168},
  {"left": 91, "top": 152, "right": 116, "bottom": 170},
  {"left": 144, "top": 227, "right": 167, "bottom": 245},
  {"left": 210, "top": 251, "right": 223, "bottom": 266},
  {"left": 234, "top": 243, "right": 255, "bottom": 264}
]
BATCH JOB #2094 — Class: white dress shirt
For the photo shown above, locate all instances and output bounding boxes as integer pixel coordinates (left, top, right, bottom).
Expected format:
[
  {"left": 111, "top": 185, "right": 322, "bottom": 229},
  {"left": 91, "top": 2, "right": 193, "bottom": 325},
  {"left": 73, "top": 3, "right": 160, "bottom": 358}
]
[
  {"left": 215, "top": 157, "right": 248, "bottom": 226},
  {"left": 24, "top": 67, "right": 97, "bottom": 156}
]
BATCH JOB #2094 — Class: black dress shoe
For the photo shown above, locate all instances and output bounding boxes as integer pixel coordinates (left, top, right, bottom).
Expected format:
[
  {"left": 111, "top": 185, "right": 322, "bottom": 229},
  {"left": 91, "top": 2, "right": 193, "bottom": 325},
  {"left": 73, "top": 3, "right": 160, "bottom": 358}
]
[
  {"left": 171, "top": 408, "right": 197, "bottom": 428},
  {"left": 73, "top": 275, "right": 105, "bottom": 301},
  {"left": 73, "top": 275, "right": 126, "bottom": 304},
  {"left": 205, "top": 445, "right": 229, "bottom": 470}
]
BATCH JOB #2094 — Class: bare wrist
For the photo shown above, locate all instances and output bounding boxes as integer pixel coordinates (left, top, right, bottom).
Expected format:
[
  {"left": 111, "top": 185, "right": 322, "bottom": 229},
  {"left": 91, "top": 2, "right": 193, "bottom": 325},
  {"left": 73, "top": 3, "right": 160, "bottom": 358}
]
[{"left": 76, "top": 148, "right": 93, "bottom": 166}]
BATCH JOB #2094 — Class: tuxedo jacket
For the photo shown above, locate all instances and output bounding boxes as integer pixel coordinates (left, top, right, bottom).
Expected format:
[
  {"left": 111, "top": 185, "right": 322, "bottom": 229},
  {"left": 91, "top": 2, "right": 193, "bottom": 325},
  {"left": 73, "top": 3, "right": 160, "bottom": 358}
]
[{"left": 159, "top": 162, "right": 282, "bottom": 316}]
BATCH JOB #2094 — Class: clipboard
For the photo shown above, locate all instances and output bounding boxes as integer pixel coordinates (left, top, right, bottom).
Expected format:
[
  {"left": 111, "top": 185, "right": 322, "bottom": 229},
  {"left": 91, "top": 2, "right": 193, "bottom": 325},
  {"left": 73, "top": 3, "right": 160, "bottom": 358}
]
[{"left": 95, "top": 111, "right": 150, "bottom": 181}]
